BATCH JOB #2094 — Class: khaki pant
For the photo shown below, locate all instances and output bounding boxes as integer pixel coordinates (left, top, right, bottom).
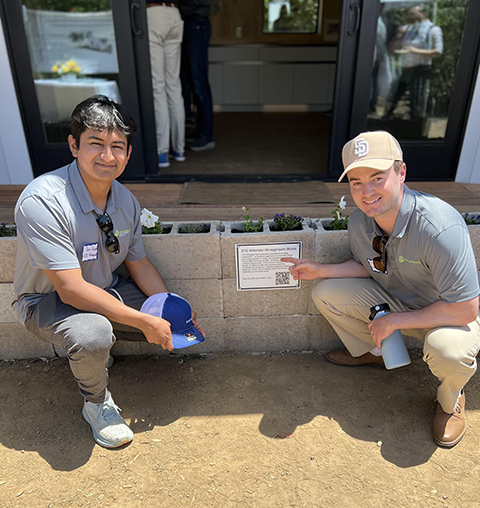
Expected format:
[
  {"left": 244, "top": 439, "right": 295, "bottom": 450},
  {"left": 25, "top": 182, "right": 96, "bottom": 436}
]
[
  {"left": 147, "top": 6, "right": 185, "bottom": 155},
  {"left": 312, "top": 278, "right": 480, "bottom": 413}
]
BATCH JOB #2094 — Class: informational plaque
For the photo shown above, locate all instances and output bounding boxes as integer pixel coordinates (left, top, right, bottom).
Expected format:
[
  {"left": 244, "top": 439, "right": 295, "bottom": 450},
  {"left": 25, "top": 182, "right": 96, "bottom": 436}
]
[{"left": 235, "top": 242, "right": 302, "bottom": 291}]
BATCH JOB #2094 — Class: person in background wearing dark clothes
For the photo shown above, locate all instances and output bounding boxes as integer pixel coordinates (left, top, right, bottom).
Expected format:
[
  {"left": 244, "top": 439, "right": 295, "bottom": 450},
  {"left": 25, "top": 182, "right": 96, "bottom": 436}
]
[{"left": 179, "top": 0, "right": 215, "bottom": 151}]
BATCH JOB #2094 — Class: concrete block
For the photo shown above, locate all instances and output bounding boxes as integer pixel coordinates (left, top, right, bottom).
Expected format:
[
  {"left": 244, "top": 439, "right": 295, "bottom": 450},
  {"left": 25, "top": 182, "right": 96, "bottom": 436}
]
[
  {"left": 308, "top": 315, "right": 343, "bottom": 351},
  {"left": 53, "top": 344, "right": 67, "bottom": 358},
  {"left": 221, "top": 221, "right": 315, "bottom": 279},
  {"left": 0, "top": 237, "right": 16, "bottom": 283},
  {"left": 142, "top": 222, "right": 221, "bottom": 280},
  {"left": 0, "top": 283, "right": 16, "bottom": 322},
  {"left": 307, "top": 281, "right": 321, "bottom": 315},
  {"left": 164, "top": 278, "right": 223, "bottom": 318},
  {"left": 0, "top": 323, "right": 56, "bottom": 360},
  {"left": 223, "top": 278, "right": 314, "bottom": 317},
  {"left": 112, "top": 341, "right": 143, "bottom": 356},
  {"left": 314, "top": 220, "right": 351, "bottom": 264},
  {"left": 139, "top": 317, "right": 226, "bottom": 355},
  {"left": 225, "top": 315, "right": 311, "bottom": 352},
  {"left": 468, "top": 225, "right": 480, "bottom": 269},
  {"left": 52, "top": 340, "right": 144, "bottom": 358}
]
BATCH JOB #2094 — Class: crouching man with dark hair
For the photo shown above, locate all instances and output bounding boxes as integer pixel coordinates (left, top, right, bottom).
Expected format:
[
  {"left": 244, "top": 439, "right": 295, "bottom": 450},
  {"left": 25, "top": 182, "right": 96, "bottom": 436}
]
[{"left": 13, "top": 95, "right": 204, "bottom": 448}]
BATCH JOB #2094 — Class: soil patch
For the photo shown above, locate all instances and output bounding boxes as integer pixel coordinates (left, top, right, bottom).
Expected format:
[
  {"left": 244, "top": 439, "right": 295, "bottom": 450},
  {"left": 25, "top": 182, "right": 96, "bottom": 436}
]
[{"left": 0, "top": 352, "right": 479, "bottom": 507}]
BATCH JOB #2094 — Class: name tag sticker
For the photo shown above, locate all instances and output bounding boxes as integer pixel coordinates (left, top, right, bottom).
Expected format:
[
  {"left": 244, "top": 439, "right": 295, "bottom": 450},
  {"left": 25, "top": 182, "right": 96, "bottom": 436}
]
[{"left": 82, "top": 243, "right": 99, "bottom": 262}]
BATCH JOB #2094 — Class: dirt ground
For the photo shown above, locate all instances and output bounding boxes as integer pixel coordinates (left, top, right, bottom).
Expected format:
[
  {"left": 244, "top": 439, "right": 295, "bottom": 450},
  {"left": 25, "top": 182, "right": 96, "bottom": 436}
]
[{"left": 1, "top": 350, "right": 480, "bottom": 508}]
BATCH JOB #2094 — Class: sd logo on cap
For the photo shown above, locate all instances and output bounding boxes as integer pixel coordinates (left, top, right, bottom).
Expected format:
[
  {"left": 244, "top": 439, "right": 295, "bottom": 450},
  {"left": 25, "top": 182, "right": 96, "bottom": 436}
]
[{"left": 140, "top": 293, "right": 205, "bottom": 349}]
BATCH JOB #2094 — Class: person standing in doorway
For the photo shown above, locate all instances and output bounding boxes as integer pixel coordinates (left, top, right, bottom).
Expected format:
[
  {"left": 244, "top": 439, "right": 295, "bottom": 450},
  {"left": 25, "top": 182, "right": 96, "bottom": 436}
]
[
  {"left": 147, "top": 1, "right": 186, "bottom": 169},
  {"left": 179, "top": 0, "right": 215, "bottom": 151}
]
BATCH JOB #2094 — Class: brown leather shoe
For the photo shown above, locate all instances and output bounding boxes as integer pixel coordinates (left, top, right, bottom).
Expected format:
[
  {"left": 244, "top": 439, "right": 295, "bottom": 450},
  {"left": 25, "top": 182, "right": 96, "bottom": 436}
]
[
  {"left": 433, "top": 392, "right": 466, "bottom": 447},
  {"left": 325, "top": 349, "right": 384, "bottom": 367}
]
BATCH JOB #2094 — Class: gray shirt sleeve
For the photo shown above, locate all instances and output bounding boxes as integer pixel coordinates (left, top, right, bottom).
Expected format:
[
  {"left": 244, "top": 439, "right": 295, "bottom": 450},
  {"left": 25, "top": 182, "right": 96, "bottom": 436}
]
[
  {"left": 430, "top": 25, "right": 443, "bottom": 54},
  {"left": 16, "top": 195, "right": 80, "bottom": 271},
  {"left": 421, "top": 224, "right": 478, "bottom": 304}
]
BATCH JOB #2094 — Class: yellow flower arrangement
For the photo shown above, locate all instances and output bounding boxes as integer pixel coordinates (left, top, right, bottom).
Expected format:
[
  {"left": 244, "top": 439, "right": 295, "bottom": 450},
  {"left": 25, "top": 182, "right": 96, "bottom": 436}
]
[{"left": 51, "top": 59, "right": 82, "bottom": 77}]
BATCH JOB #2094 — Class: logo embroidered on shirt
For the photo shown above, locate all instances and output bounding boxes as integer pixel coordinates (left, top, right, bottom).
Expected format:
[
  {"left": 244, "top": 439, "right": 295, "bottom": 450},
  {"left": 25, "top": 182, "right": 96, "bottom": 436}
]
[
  {"left": 354, "top": 138, "right": 369, "bottom": 158},
  {"left": 398, "top": 255, "right": 421, "bottom": 265},
  {"left": 115, "top": 229, "right": 130, "bottom": 238}
]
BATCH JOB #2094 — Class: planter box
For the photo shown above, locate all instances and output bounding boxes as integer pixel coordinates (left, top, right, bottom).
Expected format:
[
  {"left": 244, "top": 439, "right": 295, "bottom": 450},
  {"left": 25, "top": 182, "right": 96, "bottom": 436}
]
[
  {"left": 2, "top": 219, "right": 479, "bottom": 360},
  {"left": 142, "top": 221, "right": 222, "bottom": 280},
  {"left": 0, "top": 237, "right": 16, "bottom": 283},
  {"left": 313, "top": 218, "right": 351, "bottom": 265},
  {"left": 221, "top": 220, "right": 315, "bottom": 279},
  {"left": 467, "top": 223, "right": 480, "bottom": 270}
]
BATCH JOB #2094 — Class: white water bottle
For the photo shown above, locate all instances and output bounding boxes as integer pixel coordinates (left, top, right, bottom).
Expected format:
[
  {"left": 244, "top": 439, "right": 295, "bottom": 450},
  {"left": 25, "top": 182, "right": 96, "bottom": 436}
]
[{"left": 369, "top": 303, "right": 411, "bottom": 370}]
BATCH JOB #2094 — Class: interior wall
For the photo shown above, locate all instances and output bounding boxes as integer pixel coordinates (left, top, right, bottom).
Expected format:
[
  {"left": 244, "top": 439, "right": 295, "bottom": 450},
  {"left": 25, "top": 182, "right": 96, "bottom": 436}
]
[
  {"left": 456, "top": 63, "right": 480, "bottom": 184},
  {"left": 210, "top": 0, "right": 341, "bottom": 46},
  {"left": 0, "top": 19, "right": 33, "bottom": 184}
]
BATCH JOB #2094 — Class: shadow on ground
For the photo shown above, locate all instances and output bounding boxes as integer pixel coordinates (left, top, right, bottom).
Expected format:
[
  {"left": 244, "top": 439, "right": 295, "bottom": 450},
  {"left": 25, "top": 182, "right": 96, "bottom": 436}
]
[{"left": 0, "top": 351, "right": 478, "bottom": 472}]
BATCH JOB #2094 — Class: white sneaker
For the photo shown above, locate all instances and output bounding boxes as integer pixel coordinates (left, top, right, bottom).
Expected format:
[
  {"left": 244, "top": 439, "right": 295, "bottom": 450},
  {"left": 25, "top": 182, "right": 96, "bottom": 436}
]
[{"left": 82, "top": 392, "right": 133, "bottom": 448}]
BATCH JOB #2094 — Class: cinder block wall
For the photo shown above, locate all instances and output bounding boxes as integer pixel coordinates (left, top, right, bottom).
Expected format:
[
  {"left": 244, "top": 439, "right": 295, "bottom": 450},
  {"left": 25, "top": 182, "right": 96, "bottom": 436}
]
[{"left": 1, "top": 221, "right": 479, "bottom": 360}]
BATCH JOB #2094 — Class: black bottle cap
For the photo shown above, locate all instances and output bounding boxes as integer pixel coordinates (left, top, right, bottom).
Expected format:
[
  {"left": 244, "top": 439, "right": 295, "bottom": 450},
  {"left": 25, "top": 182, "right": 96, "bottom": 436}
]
[{"left": 369, "top": 303, "right": 391, "bottom": 321}]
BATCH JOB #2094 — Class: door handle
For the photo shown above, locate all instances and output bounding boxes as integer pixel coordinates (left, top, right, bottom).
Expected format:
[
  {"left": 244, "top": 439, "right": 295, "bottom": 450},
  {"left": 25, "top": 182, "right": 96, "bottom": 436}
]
[
  {"left": 130, "top": 2, "right": 142, "bottom": 36},
  {"left": 347, "top": 3, "right": 360, "bottom": 37}
]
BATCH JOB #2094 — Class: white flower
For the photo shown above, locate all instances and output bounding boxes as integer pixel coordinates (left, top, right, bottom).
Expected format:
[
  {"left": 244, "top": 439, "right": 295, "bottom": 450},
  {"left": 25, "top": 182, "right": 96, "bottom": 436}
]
[
  {"left": 140, "top": 208, "right": 159, "bottom": 229},
  {"left": 338, "top": 195, "right": 346, "bottom": 210}
]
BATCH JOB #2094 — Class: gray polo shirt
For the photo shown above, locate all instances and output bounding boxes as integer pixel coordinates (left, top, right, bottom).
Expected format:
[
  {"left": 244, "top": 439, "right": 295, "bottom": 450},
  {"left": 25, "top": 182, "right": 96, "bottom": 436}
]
[
  {"left": 13, "top": 161, "right": 146, "bottom": 323},
  {"left": 349, "top": 185, "right": 479, "bottom": 310}
]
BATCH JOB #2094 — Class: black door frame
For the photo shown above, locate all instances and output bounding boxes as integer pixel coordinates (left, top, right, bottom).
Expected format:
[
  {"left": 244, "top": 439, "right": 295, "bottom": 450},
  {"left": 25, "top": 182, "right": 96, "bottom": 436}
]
[{"left": 328, "top": 0, "right": 480, "bottom": 181}]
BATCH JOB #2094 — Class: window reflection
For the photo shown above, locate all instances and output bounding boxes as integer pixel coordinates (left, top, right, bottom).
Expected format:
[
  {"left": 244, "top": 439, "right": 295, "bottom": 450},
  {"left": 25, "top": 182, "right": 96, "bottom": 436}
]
[
  {"left": 367, "top": 0, "right": 468, "bottom": 141},
  {"left": 263, "top": 0, "right": 321, "bottom": 34},
  {"left": 21, "top": 0, "right": 120, "bottom": 144}
]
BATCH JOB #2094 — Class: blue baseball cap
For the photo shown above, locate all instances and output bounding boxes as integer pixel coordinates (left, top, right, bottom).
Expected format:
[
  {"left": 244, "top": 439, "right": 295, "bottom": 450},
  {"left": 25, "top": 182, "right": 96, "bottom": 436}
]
[{"left": 140, "top": 292, "right": 205, "bottom": 349}]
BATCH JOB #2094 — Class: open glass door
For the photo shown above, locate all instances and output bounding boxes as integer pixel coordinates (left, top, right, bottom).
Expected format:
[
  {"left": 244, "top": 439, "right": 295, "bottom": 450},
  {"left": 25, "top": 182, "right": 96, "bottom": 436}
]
[
  {"left": 1, "top": 0, "right": 157, "bottom": 181},
  {"left": 329, "top": 0, "right": 480, "bottom": 180}
]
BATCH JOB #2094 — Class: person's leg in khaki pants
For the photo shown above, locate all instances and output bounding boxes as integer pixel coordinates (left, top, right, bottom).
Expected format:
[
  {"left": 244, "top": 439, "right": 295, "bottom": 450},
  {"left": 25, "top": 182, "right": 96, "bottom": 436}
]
[{"left": 312, "top": 277, "right": 480, "bottom": 445}]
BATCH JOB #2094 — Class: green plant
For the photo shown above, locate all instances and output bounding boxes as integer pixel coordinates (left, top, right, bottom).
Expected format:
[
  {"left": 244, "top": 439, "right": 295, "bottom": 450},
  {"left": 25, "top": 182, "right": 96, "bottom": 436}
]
[
  {"left": 0, "top": 223, "right": 16, "bottom": 237},
  {"left": 178, "top": 224, "right": 211, "bottom": 234},
  {"left": 271, "top": 213, "right": 303, "bottom": 231},
  {"left": 140, "top": 208, "right": 164, "bottom": 234},
  {"left": 324, "top": 196, "right": 349, "bottom": 231},
  {"left": 462, "top": 213, "right": 480, "bottom": 225},
  {"left": 263, "top": 0, "right": 320, "bottom": 34},
  {"left": 242, "top": 207, "right": 265, "bottom": 233}
]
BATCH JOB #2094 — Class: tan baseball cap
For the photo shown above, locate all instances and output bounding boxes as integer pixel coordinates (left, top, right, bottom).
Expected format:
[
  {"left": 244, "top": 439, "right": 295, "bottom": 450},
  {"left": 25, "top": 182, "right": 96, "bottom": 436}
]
[{"left": 338, "top": 131, "right": 403, "bottom": 182}]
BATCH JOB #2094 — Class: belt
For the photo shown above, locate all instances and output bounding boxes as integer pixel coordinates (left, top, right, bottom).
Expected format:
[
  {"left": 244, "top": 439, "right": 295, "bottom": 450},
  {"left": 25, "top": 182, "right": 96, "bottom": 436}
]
[{"left": 146, "top": 2, "right": 178, "bottom": 7}]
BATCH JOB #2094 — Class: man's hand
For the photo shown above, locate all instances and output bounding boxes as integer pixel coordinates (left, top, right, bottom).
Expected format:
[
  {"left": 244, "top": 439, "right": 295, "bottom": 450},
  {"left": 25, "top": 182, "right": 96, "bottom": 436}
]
[
  {"left": 140, "top": 314, "right": 174, "bottom": 350},
  {"left": 368, "top": 314, "right": 397, "bottom": 349},
  {"left": 281, "top": 257, "right": 321, "bottom": 280}
]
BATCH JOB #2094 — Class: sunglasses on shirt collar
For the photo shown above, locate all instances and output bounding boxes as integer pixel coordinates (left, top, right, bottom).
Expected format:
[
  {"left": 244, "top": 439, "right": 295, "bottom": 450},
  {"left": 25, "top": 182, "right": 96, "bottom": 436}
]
[
  {"left": 96, "top": 212, "right": 120, "bottom": 254},
  {"left": 372, "top": 235, "right": 387, "bottom": 273}
]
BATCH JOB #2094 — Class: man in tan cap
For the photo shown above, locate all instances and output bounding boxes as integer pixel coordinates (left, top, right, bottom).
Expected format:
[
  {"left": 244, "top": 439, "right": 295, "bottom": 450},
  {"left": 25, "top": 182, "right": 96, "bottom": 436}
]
[{"left": 282, "top": 130, "right": 480, "bottom": 447}]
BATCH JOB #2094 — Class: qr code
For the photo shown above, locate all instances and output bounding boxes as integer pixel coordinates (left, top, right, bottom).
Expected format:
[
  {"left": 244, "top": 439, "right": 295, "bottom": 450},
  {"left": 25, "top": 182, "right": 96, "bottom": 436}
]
[{"left": 275, "top": 271, "right": 291, "bottom": 286}]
